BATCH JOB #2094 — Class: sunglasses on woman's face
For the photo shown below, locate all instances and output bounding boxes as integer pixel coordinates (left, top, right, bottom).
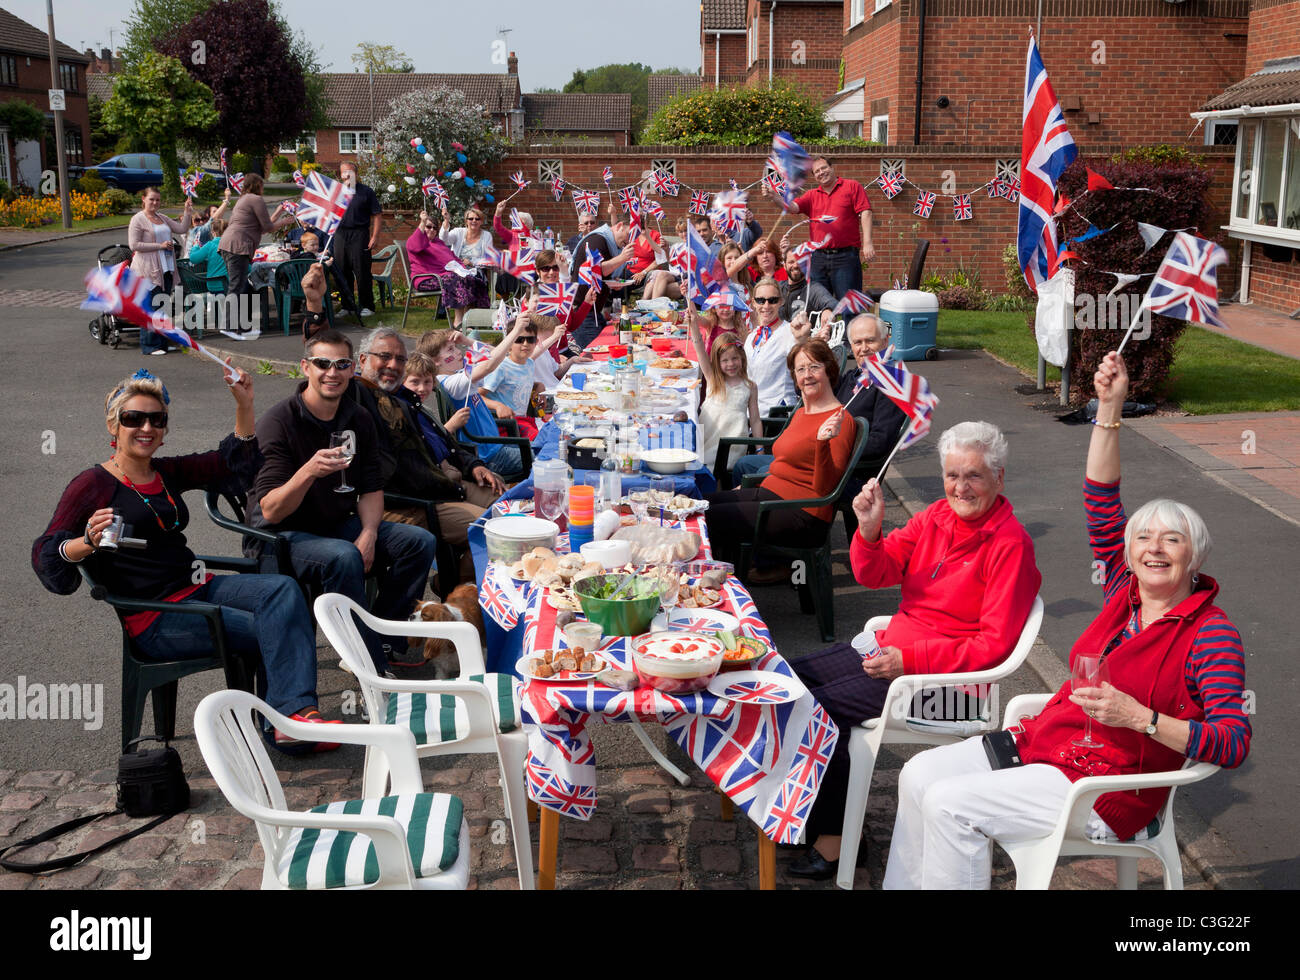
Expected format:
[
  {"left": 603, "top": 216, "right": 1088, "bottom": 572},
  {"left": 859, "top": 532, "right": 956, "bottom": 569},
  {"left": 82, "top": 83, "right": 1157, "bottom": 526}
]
[
  {"left": 119, "top": 410, "right": 169, "bottom": 428},
  {"left": 754, "top": 295, "right": 781, "bottom": 305},
  {"left": 537, "top": 264, "right": 559, "bottom": 272},
  {"left": 307, "top": 357, "right": 355, "bottom": 372}
]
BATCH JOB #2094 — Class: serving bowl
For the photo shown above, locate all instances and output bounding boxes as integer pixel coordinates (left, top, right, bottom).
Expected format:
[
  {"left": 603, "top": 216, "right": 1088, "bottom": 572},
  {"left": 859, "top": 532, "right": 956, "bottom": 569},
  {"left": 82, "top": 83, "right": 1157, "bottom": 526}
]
[
  {"left": 580, "top": 539, "right": 633, "bottom": 570},
  {"left": 629, "top": 631, "right": 726, "bottom": 693},
  {"left": 573, "top": 574, "right": 662, "bottom": 637},
  {"left": 640, "top": 448, "right": 699, "bottom": 474}
]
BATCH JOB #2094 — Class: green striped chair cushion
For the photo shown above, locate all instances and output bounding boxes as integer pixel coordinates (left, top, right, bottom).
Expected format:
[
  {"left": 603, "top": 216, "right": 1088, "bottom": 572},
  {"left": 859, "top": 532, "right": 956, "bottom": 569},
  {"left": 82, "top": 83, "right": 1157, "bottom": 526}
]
[
  {"left": 383, "top": 673, "right": 521, "bottom": 747},
  {"left": 277, "top": 793, "right": 464, "bottom": 889}
]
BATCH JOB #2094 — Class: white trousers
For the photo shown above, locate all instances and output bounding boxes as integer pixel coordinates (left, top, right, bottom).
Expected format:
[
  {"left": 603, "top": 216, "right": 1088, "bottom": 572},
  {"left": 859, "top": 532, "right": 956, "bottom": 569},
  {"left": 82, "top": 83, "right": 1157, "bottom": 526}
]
[{"left": 882, "top": 736, "right": 1075, "bottom": 890}]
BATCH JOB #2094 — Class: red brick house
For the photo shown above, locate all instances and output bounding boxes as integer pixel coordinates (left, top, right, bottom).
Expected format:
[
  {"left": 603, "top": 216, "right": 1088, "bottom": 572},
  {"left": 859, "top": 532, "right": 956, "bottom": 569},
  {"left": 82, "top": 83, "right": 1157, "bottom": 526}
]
[
  {"left": 701, "top": 0, "right": 748, "bottom": 88},
  {"left": 742, "top": 0, "right": 843, "bottom": 99},
  {"left": 1195, "top": 0, "right": 1300, "bottom": 316},
  {"left": 522, "top": 93, "right": 631, "bottom": 146},
  {"left": 0, "top": 8, "right": 90, "bottom": 190}
]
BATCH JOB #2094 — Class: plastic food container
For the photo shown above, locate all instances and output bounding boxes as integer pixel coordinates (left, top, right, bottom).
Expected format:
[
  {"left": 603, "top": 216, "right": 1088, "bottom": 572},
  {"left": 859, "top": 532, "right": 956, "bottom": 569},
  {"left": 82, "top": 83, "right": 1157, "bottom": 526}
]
[
  {"left": 483, "top": 516, "right": 559, "bottom": 564},
  {"left": 580, "top": 539, "right": 633, "bottom": 569},
  {"left": 630, "top": 631, "right": 726, "bottom": 693}
]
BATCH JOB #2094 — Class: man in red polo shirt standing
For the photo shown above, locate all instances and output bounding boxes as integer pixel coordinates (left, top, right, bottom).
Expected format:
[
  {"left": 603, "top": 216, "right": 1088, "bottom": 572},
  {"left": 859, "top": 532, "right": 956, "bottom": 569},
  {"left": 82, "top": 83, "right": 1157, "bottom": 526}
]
[{"left": 769, "top": 155, "right": 875, "bottom": 299}]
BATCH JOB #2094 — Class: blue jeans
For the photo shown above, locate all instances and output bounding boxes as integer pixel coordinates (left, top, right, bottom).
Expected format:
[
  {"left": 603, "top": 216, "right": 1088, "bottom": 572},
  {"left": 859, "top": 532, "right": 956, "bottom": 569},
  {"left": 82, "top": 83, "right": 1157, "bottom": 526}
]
[
  {"left": 730, "top": 453, "right": 772, "bottom": 489},
  {"left": 810, "top": 248, "right": 863, "bottom": 299},
  {"left": 484, "top": 443, "right": 525, "bottom": 481},
  {"left": 274, "top": 518, "right": 437, "bottom": 672},
  {"left": 133, "top": 573, "right": 318, "bottom": 717}
]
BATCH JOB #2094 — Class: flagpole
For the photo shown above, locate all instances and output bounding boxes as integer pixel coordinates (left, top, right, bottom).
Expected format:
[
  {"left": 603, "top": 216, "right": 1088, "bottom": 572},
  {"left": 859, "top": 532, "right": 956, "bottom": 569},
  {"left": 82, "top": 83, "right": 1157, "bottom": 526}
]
[
  {"left": 1114, "top": 301, "right": 1147, "bottom": 356},
  {"left": 873, "top": 423, "right": 915, "bottom": 482}
]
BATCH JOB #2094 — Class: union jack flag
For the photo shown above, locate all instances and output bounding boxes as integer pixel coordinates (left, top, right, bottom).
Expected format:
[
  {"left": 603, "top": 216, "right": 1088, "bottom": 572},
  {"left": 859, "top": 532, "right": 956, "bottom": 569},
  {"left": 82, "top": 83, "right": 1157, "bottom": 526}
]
[
  {"left": 279, "top": 200, "right": 299, "bottom": 216},
  {"left": 475, "top": 241, "right": 503, "bottom": 269},
  {"left": 617, "top": 185, "right": 639, "bottom": 213},
  {"left": 479, "top": 565, "right": 521, "bottom": 629},
  {"left": 651, "top": 169, "right": 679, "bottom": 196},
  {"left": 762, "top": 171, "right": 786, "bottom": 197},
  {"left": 504, "top": 245, "right": 538, "bottom": 284},
  {"left": 219, "top": 147, "right": 228, "bottom": 172},
  {"left": 509, "top": 171, "right": 529, "bottom": 191},
  {"left": 913, "top": 191, "right": 936, "bottom": 218},
  {"left": 578, "top": 253, "right": 602, "bottom": 291},
  {"left": 571, "top": 188, "right": 600, "bottom": 216},
  {"left": 297, "top": 170, "right": 354, "bottom": 235},
  {"left": 180, "top": 173, "right": 198, "bottom": 199},
  {"left": 789, "top": 238, "right": 825, "bottom": 276},
  {"left": 709, "top": 189, "right": 747, "bottom": 237},
  {"left": 83, "top": 263, "right": 196, "bottom": 352},
  {"left": 685, "top": 222, "right": 727, "bottom": 303},
  {"left": 728, "top": 178, "right": 739, "bottom": 190},
  {"left": 987, "top": 180, "right": 1005, "bottom": 199},
  {"left": 602, "top": 165, "right": 614, "bottom": 184},
  {"left": 767, "top": 131, "right": 810, "bottom": 208},
  {"left": 422, "top": 176, "right": 447, "bottom": 209},
  {"left": 834, "top": 289, "right": 874, "bottom": 316},
  {"left": 953, "top": 193, "right": 973, "bottom": 221},
  {"left": 1139, "top": 232, "right": 1228, "bottom": 328},
  {"left": 999, "top": 177, "right": 1021, "bottom": 203},
  {"left": 525, "top": 757, "right": 596, "bottom": 819},
  {"left": 292, "top": 169, "right": 305, "bottom": 187},
  {"left": 703, "top": 286, "right": 750, "bottom": 313},
  {"left": 668, "top": 242, "right": 693, "bottom": 280},
  {"left": 626, "top": 194, "right": 643, "bottom": 235},
  {"left": 1019, "top": 35, "right": 1078, "bottom": 293},
  {"left": 509, "top": 207, "right": 526, "bottom": 232},
  {"left": 551, "top": 176, "right": 566, "bottom": 202},
  {"left": 643, "top": 199, "right": 665, "bottom": 221},
  {"left": 862, "top": 352, "right": 939, "bottom": 448},
  {"left": 536, "top": 282, "right": 578, "bottom": 318},
  {"left": 227, "top": 172, "right": 245, "bottom": 195},
  {"left": 688, "top": 190, "right": 710, "bottom": 216},
  {"left": 877, "top": 170, "right": 904, "bottom": 199}
]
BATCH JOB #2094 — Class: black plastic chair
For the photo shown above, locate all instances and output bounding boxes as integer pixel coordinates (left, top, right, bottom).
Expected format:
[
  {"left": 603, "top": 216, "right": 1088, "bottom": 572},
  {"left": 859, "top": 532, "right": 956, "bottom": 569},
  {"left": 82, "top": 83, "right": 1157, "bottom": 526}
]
[
  {"left": 431, "top": 388, "right": 533, "bottom": 482},
  {"left": 78, "top": 562, "right": 258, "bottom": 752},
  {"left": 274, "top": 257, "right": 336, "bottom": 336},
  {"left": 735, "top": 416, "right": 869, "bottom": 642},
  {"left": 867, "top": 239, "right": 930, "bottom": 302}
]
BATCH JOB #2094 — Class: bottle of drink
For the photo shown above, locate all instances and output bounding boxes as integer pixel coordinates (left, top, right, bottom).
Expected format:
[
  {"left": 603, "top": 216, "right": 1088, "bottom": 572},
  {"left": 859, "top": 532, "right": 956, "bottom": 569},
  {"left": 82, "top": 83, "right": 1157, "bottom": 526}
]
[
  {"left": 558, "top": 429, "right": 575, "bottom": 486},
  {"left": 599, "top": 433, "right": 622, "bottom": 509},
  {"left": 544, "top": 227, "right": 554, "bottom": 249}
]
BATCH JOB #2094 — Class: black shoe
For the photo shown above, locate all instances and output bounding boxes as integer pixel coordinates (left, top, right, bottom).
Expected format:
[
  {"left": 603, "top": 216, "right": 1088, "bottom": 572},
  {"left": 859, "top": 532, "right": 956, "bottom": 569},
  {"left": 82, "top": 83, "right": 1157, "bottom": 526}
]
[{"left": 787, "top": 845, "right": 865, "bottom": 881}]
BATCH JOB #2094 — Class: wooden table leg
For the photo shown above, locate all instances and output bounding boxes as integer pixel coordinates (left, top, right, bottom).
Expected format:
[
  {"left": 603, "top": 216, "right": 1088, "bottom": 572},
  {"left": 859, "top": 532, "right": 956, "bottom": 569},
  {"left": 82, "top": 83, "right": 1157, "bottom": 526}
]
[
  {"left": 537, "top": 806, "right": 559, "bottom": 890},
  {"left": 527, "top": 800, "right": 540, "bottom": 823},
  {"left": 757, "top": 833, "right": 775, "bottom": 890}
]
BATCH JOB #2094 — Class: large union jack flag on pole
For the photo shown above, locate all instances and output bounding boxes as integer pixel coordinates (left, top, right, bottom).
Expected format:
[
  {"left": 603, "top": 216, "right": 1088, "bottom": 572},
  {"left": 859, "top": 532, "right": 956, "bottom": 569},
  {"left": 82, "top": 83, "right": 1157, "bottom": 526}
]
[
  {"left": 1018, "top": 35, "right": 1078, "bottom": 294},
  {"left": 298, "top": 170, "right": 355, "bottom": 236}
]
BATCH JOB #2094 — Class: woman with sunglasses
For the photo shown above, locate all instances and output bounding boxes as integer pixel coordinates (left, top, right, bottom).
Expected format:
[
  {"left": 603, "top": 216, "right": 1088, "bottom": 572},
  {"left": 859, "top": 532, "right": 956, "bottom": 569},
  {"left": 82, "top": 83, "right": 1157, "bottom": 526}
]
[
  {"left": 745, "top": 276, "right": 803, "bottom": 414},
  {"left": 33, "top": 368, "right": 340, "bottom": 751},
  {"left": 437, "top": 204, "right": 493, "bottom": 323},
  {"left": 408, "top": 210, "right": 484, "bottom": 329}
]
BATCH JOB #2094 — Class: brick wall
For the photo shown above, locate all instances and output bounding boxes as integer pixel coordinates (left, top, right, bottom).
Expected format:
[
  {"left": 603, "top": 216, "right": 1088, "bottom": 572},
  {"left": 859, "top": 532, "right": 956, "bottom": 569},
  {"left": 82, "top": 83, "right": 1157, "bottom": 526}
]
[
  {"left": 743, "top": 0, "right": 842, "bottom": 98},
  {"left": 409, "top": 144, "right": 1237, "bottom": 300},
  {"left": 1245, "top": 0, "right": 1300, "bottom": 72},
  {"left": 1248, "top": 249, "right": 1300, "bottom": 312},
  {"left": 701, "top": 32, "right": 748, "bottom": 87},
  {"left": 842, "top": 1, "right": 1248, "bottom": 148}
]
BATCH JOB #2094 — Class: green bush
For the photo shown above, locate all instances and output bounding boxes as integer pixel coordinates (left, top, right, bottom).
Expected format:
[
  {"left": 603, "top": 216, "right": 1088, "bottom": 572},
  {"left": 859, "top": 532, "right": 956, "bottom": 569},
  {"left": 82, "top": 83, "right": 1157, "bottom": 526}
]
[
  {"left": 76, "top": 170, "right": 108, "bottom": 195},
  {"left": 1110, "top": 144, "right": 1205, "bottom": 168},
  {"left": 920, "top": 265, "right": 990, "bottom": 310},
  {"left": 272, "top": 154, "right": 291, "bottom": 172},
  {"left": 0, "top": 179, "right": 14, "bottom": 203},
  {"left": 230, "top": 152, "right": 255, "bottom": 173},
  {"left": 104, "top": 188, "right": 135, "bottom": 214},
  {"left": 196, "top": 173, "right": 220, "bottom": 199},
  {"left": 296, "top": 143, "right": 315, "bottom": 164},
  {"left": 987, "top": 292, "right": 1032, "bottom": 313},
  {"left": 1002, "top": 242, "right": 1034, "bottom": 301},
  {"left": 642, "top": 79, "right": 828, "bottom": 146}
]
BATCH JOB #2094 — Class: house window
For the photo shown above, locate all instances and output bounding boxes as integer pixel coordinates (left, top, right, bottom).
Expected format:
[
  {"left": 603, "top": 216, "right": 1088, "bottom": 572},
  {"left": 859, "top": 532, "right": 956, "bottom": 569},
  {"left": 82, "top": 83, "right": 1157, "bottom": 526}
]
[
  {"left": 880, "top": 157, "right": 904, "bottom": 176},
  {"left": 0, "top": 130, "right": 10, "bottom": 185},
  {"left": 279, "top": 134, "right": 317, "bottom": 154},
  {"left": 337, "top": 130, "right": 372, "bottom": 154},
  {"left": 748, "top": 18, "right": 757, "bottom": 66},
  {"left": 1205, "top": 120, "right": 1238, "bottom": 147},
  {"left": 995, "top": 159, "right": 1020, "bottom": 184},
  {"left": 875, "top": 0, "right": 893, "bottom": 11},
  {"left": 58, "top": 63, "right": 78, "bottom": 93},
  {"left": 850, "top": 0, "right": 865, "bottom": 27},
  {"left": 538, "top": 159, "right": 563, "bottom": 184},
  {"left": 63, "top": 124, "right": 82, "bottom": 164},
  {"left": 871, "top": 116, "right": 889, "bottom": 144},
  {"left": 0, "top": 56, "right": 16, "bottom": 87},
  {"left": 1231, "top": 117, "right": 1300, "bottom": 241}
]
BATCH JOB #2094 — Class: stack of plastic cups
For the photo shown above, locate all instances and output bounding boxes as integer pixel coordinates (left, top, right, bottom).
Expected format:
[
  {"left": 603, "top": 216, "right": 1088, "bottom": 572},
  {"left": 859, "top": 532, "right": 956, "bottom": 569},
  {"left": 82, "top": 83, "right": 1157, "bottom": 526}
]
[{"left": 568, "top": 484, "right": 595, "bottom": 553}]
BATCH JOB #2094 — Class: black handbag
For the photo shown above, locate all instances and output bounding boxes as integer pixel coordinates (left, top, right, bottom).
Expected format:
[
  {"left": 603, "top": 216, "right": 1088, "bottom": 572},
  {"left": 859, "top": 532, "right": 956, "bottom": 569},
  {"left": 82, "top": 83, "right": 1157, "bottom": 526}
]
[{"left": 0, "top": 737, "right": 190, "bottom": 875}]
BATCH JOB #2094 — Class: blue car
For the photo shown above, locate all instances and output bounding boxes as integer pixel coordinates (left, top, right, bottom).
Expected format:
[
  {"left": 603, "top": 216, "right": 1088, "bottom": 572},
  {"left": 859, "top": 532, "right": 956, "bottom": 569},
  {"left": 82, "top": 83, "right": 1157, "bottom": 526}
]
[{"left": 70, "top": 153, "right": 227, "bottom": 193}]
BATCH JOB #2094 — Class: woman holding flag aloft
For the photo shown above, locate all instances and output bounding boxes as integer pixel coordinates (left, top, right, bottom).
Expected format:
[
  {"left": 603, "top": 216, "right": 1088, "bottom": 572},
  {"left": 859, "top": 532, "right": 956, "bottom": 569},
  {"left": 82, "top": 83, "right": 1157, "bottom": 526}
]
[
  {"left": 32, "top": 367, "right": 341, "bottom": 752},
  {"left": 881, "top": 353, "right": 1251, "bottom": 889},
  {"left": 784, "top": 419, "right": 1042, "bottom": 880}
]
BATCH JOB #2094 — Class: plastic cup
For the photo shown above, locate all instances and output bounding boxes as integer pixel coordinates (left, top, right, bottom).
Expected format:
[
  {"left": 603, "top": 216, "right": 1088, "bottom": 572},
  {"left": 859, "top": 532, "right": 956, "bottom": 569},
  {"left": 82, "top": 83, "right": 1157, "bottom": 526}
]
[
  {"left": 651, "top": 337, "right": 673, "bottom": 354},
  {"left": 571, "top": 372, "right": 586, "bottom": 390},
  {"left": 851, "top": 630, "right": 882, "bottom": 660}
]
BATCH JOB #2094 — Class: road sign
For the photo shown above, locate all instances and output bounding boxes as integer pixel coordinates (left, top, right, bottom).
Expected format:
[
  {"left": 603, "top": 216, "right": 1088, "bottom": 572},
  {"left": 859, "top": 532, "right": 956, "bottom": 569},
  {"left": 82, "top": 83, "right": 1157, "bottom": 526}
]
[{"left": 48, "top": 89, "right": 65, "bottom": 111}]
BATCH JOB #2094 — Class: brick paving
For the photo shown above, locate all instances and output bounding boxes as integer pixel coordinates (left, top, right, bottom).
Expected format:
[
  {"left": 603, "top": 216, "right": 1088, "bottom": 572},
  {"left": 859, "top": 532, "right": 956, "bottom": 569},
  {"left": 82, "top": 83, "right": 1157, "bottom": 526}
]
[
  {"left": 1210, "top": 303, "right": 1300, "bottom": 361},
  {"left": 0, "top": 289, "right": 93, "bottom": 309}
]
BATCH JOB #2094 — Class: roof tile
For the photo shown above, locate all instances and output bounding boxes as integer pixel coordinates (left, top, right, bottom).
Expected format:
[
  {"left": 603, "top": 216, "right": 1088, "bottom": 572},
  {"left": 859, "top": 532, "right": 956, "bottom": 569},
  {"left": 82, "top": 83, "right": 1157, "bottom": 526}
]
[
  {"left": 0, "top": 8, "right": 88, "bottom": 63},
  {"left": 321, "top": 73, "right": 521, "bottom": 128},
  {"left": 522, "top": 93, "right": 631, "bottom": 133}
]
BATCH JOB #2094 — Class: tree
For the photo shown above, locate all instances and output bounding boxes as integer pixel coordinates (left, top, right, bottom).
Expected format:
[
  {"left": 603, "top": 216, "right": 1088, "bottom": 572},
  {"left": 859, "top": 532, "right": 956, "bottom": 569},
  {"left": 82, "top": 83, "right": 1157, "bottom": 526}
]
[
  {"left": 157, "top": 0, "right": 309, "bottom": 169},
  {"left": 0, "top": 100, "right": 45, "bottom": 141},
  {"left": 365, "top": 87, "right": 509, "bottom": 218},
  {"left": 352, "top": 43, "right": 414, "bottom": 73},
  {"left": 86, "top": 95, "right": 120, "bottom": 160},
  {"left": 120, "top": 0, "right": 213, "bottom": 66},
  {"left": 563, "top": 63, "right": 655, "bottom": 141},
  {"left": 101, "top": 51, "right": 218, "bottom": 198}
]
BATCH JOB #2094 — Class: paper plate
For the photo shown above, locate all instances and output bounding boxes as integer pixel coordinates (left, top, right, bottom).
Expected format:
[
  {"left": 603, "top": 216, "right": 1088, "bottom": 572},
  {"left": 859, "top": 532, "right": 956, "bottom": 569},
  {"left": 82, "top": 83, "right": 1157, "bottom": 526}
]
[
  {"left": 651, "top": 607, "right": 738, "bottom": 633},
  {"left": 707, "top": 670, "right": 807, "bottom": 705}
]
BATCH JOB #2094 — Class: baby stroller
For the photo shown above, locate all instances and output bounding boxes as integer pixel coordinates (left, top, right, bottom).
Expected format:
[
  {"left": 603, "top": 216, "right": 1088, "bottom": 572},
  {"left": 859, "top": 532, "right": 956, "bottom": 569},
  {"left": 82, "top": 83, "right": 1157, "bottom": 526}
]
[{"left": 88, "top": 243, "right": 137, "bottom": 348}]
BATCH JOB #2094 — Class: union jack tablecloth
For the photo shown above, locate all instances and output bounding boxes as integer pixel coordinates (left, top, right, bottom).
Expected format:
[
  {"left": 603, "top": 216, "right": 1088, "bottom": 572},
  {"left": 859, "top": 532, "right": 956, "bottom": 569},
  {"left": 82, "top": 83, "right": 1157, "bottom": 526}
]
[{"left": 500, "top": 518, "right": 839, "bottom": 845}]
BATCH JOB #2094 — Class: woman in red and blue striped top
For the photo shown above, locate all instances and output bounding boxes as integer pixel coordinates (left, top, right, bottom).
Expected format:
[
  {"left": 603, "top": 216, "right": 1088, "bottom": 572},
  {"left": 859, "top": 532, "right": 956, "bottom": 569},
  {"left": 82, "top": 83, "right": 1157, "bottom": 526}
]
[{"left": 884, "top": 350, "right": 1250, "bottom": 889}]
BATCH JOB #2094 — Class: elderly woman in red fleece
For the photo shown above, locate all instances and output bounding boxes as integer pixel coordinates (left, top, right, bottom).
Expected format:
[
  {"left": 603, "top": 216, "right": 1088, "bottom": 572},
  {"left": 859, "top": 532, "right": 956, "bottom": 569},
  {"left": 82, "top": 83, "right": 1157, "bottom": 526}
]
[
  {"left": 882, "top": 353, "right": 1251, "bottom": 889},
  {"left": 785, "top": 419, "right": 1042, "bottom": 880}
]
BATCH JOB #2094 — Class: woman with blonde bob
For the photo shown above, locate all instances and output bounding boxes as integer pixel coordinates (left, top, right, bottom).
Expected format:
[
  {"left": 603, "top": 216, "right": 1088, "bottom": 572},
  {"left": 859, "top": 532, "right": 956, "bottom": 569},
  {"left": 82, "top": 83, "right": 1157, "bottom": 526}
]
[{"left": 32, "top": 368, "right": 340, "bottom": 752}]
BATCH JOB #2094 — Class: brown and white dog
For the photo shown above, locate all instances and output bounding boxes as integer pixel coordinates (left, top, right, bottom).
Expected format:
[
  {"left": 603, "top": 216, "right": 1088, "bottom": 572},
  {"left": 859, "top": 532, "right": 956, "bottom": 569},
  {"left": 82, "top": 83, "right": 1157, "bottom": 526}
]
[{"left": 407, "top": 583, "right": 485, "bottom": 678}]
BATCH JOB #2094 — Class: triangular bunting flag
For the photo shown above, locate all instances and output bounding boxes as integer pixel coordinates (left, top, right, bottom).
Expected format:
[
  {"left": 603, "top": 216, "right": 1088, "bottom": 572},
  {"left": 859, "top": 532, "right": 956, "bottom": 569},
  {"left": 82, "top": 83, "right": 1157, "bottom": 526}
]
[{"left": 1137, "top": 222, "right": 1167, "bottom": 253}]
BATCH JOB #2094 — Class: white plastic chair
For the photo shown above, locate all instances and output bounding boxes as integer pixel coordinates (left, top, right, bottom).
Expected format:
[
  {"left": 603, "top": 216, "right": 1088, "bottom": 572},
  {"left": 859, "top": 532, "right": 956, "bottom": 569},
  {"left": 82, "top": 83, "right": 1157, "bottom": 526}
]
[
  {"left": 995, "top": 693, "right": 1218, "bottom": 890},
  {"left": 836, "top": 594, "right": 1045, "bottom": 889},
  {"left": 313, "top": 593, "right": 535, "bottom": 890},
  {"left": 194, "top": 689, "right": 469, "bottom": 890}
]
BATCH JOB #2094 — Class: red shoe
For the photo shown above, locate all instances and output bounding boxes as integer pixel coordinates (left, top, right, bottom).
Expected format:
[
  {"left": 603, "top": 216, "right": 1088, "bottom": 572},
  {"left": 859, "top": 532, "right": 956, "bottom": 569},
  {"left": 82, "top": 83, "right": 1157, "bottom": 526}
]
[{"left": 275, "top": 709, "right": 343, "bottom": 752}]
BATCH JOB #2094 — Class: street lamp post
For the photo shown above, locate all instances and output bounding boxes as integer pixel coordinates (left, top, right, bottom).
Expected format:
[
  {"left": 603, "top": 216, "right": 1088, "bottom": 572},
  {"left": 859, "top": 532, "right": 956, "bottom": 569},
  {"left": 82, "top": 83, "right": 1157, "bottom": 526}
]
[{"left": 45, "top": 0, "right": 72, "bottom": 229}]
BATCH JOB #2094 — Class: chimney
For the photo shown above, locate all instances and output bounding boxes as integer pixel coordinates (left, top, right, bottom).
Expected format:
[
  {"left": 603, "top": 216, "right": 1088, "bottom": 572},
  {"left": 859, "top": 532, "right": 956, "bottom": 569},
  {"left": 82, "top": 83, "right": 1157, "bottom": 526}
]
[
  {"left": 101, "top": 47, "right": 112, "bottom": 62},
  {"left": 507, "top": 51, "right": 518, "bottom": 76}
]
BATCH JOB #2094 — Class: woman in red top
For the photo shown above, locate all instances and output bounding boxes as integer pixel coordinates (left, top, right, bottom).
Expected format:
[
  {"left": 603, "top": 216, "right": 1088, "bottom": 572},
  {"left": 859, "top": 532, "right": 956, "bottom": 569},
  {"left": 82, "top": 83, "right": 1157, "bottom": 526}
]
[
  {"left": 882, "top": 352, "right": 1250, "bottom": 889},
  {"left": 704, "top": 339, "right": 856, "bottom": 569},
  {"left": 784, "top": 419, "right": 1043, "bottom": 879},
  {"left": 32, "top": 369, "right": 341, "bottom": 752}
]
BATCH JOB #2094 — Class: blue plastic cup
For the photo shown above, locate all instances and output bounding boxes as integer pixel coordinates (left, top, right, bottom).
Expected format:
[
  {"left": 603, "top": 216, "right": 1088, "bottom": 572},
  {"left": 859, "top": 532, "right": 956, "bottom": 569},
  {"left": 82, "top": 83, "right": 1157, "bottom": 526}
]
[{"left": 571, "top": 372, "right": 586, "bottom": 390}]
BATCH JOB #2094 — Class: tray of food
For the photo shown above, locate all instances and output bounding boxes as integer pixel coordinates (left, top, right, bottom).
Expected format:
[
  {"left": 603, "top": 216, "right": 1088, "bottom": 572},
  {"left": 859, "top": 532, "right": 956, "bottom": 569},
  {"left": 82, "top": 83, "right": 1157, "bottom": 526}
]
[{"left": 520, "top": 648, "right": 607, "bottom": 681}]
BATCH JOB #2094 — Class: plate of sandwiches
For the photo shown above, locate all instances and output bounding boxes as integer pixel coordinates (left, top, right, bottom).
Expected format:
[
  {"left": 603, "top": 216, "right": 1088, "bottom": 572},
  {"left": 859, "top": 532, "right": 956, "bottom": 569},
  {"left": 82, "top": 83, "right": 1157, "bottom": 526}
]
[{"left": 520, "top": 648, "right": 608, "bottom": 681}]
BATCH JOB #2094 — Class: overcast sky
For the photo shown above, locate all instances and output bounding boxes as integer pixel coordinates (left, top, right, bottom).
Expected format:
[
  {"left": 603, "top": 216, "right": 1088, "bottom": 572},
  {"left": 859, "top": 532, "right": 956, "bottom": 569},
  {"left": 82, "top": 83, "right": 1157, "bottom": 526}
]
[{"left": 10, "top": 0, "right": 703, "bottom": 91}]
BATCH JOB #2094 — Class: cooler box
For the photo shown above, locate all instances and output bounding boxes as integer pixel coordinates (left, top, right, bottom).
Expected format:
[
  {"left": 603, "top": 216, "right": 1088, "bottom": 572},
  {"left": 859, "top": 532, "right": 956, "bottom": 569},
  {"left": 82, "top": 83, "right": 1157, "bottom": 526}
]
[{"left": 879, "top": 289, "right": 939, "bottom": 361}]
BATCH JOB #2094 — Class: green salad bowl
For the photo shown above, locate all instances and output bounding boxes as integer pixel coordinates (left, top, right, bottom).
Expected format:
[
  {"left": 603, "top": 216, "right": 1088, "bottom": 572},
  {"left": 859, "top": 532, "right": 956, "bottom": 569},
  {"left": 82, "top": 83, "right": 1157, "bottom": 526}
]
[{"left": 573, "top": 574, "right": 662, "bottom": 637}]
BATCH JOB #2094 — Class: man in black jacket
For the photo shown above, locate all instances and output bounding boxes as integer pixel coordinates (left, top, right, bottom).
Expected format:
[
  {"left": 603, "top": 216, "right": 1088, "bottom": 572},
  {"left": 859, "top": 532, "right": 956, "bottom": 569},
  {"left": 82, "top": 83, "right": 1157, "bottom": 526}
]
[{"left": 353, "top": 328, "right": 503, "bottom": 582}]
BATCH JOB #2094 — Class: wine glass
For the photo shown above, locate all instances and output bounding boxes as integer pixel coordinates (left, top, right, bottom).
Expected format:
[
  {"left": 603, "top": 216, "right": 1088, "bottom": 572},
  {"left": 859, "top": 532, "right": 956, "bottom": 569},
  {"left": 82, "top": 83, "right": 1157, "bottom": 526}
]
[
  {"left": 649, "top": 475, "right": 673, "bottom": 526},
  {"left": 330, "top": 430, "right": 355, "bottom": 494},
  {"left": 1070, "top": 654, "right": 1109, "bottom": 749},
  {"left": 656, "top": 561, "right": 683, "bottom": 614}
]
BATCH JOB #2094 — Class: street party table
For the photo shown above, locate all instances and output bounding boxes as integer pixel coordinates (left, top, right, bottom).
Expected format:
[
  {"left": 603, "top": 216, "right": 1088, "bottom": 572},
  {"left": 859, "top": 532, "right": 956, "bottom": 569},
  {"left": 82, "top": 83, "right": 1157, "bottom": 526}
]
[{"left": 472, "top": 510, "right": 839, "bottom": 889}]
